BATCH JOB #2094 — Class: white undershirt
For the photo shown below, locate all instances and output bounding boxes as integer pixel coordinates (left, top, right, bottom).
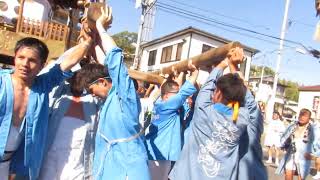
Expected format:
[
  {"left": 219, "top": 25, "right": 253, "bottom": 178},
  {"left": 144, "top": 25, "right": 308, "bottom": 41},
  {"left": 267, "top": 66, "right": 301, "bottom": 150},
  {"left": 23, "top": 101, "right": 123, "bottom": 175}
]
[{"left": 0, "top": 123, "right": 24, "bottom": 178}]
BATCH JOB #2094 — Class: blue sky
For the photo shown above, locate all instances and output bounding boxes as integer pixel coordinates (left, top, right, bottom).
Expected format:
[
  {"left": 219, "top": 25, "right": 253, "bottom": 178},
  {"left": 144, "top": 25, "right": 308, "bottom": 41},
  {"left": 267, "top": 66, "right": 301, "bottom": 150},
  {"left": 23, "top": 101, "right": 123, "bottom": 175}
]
[{"left": 108, "top": 0, "right": 319, "bottom": 85}]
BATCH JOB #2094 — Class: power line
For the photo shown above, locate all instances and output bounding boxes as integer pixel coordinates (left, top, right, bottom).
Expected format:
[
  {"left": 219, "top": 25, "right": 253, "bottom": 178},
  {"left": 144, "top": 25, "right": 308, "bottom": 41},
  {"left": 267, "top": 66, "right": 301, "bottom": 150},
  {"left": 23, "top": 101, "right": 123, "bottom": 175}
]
[
  {"left": 145, "top": 0, "right": 158, "bottom": 14},
  {"left": 288, "top": 19, "right": 314, "bottom": 29},
  {"left": 157, "top": 6, "right": 292, "bottom": 47},
  {"left": 163, "top": 0, "right": 271, "bottom": 31},
  {"left": 157, "top": 2, "right": 306, "bottom": 47},
  {"left": 156, "top": 3, "right": 301, "bottom": 48}
]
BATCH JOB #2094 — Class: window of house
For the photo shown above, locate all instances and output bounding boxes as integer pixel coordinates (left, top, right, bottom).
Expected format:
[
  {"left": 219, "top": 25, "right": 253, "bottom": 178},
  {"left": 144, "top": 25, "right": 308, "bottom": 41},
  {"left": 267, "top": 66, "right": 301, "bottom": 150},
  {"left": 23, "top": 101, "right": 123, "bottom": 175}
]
[
  {"left": 148, "top": 50, "right": 157, "bottom": 66},
  {"left": 202, "top": 44, "right": 213, "bottom": 53},
  {"left": 161, "top": 45, "right": 173, "bottom": 63},
  {"left": 176, "top": 42, "right": 184, "bottom": 61}
]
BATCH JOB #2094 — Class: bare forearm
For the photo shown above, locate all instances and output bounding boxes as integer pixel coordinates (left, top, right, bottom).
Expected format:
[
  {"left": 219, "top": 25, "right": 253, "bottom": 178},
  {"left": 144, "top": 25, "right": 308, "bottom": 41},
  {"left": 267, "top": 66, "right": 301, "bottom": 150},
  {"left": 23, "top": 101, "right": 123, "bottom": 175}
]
[
  {"left": 96, "top": 17, "right": 116, "bottom": 55},
  {"left": 59, "top": 41, "right": 91, "bottom": 71},
  {"left": 216, "top": 59, "right": 228, "bottom": 70},
  {"left": 228, "top": 60, "right": 239, "bottom": 73},
  {"left": 188, "top": 70, "right": 199, "bottom": 85},
  {"left": 98, "top": 30, "right": 117, "bottom": 54},
  {"left": 176, "top": 72, "right": 185, "bottom": 87}
]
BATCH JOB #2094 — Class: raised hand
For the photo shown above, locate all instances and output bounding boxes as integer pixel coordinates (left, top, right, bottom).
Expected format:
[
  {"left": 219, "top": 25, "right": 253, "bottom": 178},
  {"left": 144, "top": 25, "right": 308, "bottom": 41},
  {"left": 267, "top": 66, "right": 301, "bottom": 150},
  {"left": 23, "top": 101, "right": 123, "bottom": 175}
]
[
  {"left": 188, "top": 60, "right": 197, "bottom": 72},
  {"left": 227, "top": 47, "right": 244, "bottom": 65},
  {"left": 187, "top": 60, "right": 199, "bottom": 85},
  {"left": 96, "top": 5, "right": 113, "bottom": 32}
]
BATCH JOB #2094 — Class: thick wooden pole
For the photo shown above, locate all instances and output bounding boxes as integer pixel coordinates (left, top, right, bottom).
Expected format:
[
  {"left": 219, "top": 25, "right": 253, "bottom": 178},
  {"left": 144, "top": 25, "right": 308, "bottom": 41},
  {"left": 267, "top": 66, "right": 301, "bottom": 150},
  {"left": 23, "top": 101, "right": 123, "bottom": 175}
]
[
  {"left": 83, "top": 3, "right": 241, "bottom": 84},
  {"left": 128, "top": 69, "right": 164, "bottom": 84},
  {"left": 128, "top": 42, "right": 241, "bottom": 84},
  {"left": 86, "top": 2, "right": 105, "bottom": 30},
  {"left": 151, "top": 41, "right": 241, "bottom": 75}
]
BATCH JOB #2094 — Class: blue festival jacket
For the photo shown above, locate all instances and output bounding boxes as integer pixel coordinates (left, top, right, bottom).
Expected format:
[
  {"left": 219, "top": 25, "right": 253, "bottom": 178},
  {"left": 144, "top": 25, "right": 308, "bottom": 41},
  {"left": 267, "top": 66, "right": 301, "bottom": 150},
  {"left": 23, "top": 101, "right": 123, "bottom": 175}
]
[
  {"left": 0, "top": 64, "right": 67, "bottom": 180},
  {"left": 169, "top": 68, "right": 267, "bottom": 180},
  {"left": 92, "top": 47, "right": 150, "bottom": 180}
]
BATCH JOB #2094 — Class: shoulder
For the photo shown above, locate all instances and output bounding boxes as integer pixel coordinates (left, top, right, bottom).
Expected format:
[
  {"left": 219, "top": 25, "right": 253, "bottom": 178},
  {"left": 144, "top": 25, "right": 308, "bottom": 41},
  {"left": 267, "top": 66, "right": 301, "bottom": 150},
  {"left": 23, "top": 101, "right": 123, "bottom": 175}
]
[
  {"left": 238, "top": 107, "right": 250, "bottom": 118},
  {"left": 0, "top": 70, "right": 12, "bottom": 84},
  {"left": 195, "top": 104, "right": 217, "bottom": 120}
]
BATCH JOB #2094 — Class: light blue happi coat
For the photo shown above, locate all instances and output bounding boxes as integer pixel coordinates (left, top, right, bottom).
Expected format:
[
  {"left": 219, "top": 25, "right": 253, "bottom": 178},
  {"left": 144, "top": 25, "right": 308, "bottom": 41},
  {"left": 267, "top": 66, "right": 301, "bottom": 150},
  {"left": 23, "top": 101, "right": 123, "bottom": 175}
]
[
  {"left": 92, "top": 47, "right": 150, "bottom": 180},
  {"left": 0, "top": 64, "right": 68, "bottom": 180},
  {"left": 169, "top": 68, "right": 267, "bottom": 180},
  {"left": 145, "top": 80, "right": 197, "bottom": 161},
  {"left": 276, "top": 122, "right": 315, "bottom": 179},
  {"left": 312, "top": 122, "right": 320, "bottom": 157}
]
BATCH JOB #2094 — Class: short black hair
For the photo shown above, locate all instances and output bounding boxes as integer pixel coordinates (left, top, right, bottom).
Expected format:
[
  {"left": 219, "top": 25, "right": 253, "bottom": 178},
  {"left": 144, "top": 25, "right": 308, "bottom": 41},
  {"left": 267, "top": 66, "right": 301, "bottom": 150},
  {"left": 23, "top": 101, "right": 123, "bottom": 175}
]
[
  {"left": 216, "top": 73, "right": 246, "bottom": 105},
  {"left": 161, "top": 80, "right": 179, "bottom": 97},
  {"left": 14, "top": 37, "right": 49, "bottom": 65},
  {"left": 69, "top": 71, "right": 84, "bottom": 97},
  {"left": 78, "top": 63, "right": 111, "bottom": 90},
  {"left": 132, "top": 79, "right": 139, "bottom": 91},
  {"left": 273, "top": 111, "right": 282, "bottom": 120},
  {"left": 299, "top": 108, "right": 311, "bottom": 117},
  {"left": 273, "top": 111, "right": 280, "bottom": 116}
]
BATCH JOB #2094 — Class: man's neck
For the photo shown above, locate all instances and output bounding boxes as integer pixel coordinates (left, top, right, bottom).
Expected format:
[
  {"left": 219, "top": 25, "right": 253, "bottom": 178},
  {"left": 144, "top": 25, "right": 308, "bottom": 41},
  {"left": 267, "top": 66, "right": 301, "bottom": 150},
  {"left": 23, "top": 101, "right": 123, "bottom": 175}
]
[
  {"left": 298, "top": 122, "right": 308, "bottom": 127},
  {"left": 11, "top": 74, "right": 33, "bottom": 89}
]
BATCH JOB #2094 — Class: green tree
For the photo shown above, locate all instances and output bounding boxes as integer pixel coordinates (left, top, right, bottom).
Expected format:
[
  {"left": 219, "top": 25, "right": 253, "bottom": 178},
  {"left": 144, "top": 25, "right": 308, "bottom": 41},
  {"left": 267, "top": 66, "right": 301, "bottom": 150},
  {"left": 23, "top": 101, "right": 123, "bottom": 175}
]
[
  {"left": 112, "top": 31, "right": 137, "bottom": 61},
  {"left": 250, "top": 65, "right": 275, "bottom": 77},
  {"left": 279, "top": 79, "right": 299, "bottom": 102},
  {"left": 250, "top": 65, "right": 299, "bottom": 101}
]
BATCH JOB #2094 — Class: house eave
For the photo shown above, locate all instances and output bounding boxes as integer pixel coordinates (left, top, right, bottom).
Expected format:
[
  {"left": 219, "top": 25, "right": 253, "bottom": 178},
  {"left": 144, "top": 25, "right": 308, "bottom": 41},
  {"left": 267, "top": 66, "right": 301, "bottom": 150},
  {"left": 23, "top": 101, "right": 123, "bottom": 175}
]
[{"left": 140, "top": 26, "right": 259, "bottom": 55}]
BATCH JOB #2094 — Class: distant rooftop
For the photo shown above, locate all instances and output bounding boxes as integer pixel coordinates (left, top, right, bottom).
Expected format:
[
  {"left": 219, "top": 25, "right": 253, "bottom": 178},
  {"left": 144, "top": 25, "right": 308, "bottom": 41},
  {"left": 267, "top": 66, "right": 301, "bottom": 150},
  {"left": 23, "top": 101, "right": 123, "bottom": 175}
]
[
  {"left": 299, "top": 85, "right": 320, "bottom": 91},
  {"left": 141, "top": 26, "right": 259, "bottom": 54},
  {"left": 249, "top": 75, "right": 288, "bottom": 87}
]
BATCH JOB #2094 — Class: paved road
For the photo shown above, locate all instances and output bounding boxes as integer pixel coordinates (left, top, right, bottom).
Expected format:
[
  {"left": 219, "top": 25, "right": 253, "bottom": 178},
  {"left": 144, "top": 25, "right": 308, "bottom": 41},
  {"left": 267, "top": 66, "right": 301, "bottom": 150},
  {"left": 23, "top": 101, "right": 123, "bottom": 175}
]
[
  {"left": 263, "top": 148, "right": 315, "bottom": 180},
  {"left": 264, "top": 161, "right": 315, "bottom": 180}
]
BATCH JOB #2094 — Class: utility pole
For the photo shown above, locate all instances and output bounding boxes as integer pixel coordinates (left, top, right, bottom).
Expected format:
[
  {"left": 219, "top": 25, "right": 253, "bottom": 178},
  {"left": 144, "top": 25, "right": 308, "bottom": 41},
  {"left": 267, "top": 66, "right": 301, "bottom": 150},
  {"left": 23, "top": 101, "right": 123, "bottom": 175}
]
[
  {"left": 259, "top": 66, "right": 265, "bottom": 87},
  {"left": 266, "top": 0, "right": 291, "bottom": 121},
  {"left": 132, "top": 0, "right": 156, "bottom": 70}
]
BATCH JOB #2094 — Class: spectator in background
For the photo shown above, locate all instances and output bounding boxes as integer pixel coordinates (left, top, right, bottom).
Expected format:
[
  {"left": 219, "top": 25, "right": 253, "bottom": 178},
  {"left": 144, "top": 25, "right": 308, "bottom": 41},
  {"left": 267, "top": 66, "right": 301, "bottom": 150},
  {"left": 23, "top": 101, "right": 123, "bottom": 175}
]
[
  {"left": 276, "top": 108, "right": 315, "bottom": 180},
  {"left": 264, "top": 111, "right": 286, "bottom": 166}
]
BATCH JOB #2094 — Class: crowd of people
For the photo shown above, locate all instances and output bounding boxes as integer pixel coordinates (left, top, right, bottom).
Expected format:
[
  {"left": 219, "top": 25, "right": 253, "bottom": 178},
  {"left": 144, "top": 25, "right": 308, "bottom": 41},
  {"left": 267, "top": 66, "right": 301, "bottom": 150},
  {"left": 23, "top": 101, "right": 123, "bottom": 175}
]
[{"left": 0, "top": 4, "right": 319, "bottom": 180}]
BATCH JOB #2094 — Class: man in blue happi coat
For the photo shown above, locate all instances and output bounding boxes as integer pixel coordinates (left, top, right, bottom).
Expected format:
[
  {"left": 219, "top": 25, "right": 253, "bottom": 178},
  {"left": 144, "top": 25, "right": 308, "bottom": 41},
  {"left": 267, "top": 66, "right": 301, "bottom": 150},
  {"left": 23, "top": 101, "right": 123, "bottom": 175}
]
[
  {"left": 169, "top": 47, "right": 267, "bottom": 180},
  {"left": 0, "top": 35, "right": 92, "bottom": 180},
  {"left": 80, "top": 7, "right": 150, "bottom": 180},
  {"left": 144, "top": 62, "right": 199, "bottom": 180}
]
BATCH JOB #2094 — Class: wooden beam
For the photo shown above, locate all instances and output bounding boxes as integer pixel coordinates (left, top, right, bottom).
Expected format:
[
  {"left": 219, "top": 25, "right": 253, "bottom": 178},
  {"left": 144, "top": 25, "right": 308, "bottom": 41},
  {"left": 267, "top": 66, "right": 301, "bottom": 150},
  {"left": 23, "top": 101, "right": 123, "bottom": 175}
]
[
  {"left": 128, "top": 69, "right": 164, "bottom": 85},
  {"left": 151, "top": 41, "right": 241, "bottom": 75},
  {"left": 127, "top": 42, "right": 241, "bottom": 84},
  {"left": 86, "top": 2, "right": 105, "bottom": 30}
]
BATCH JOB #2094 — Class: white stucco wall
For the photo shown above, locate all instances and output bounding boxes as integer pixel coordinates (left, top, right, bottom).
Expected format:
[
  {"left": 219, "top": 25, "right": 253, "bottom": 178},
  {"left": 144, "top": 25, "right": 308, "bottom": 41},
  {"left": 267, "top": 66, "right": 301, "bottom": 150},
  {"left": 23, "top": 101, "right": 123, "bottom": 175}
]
[
  {"left": 298, "top": 91, "right": 320, "bottom": 119},
  {"left": 23, "top": 0, "right": 52, "bottom": 21},
  {"left": 0, "top": 0, "right": 51, "bottom": 24},
  {"left": 0, "top": 0, "right": 20, "bottom": 24},
  {"left": 139, "top": 31, "right": 255, "bottom": 84},
  {"left": 139, "top": 33, "right": 190, "bottom": 72}
]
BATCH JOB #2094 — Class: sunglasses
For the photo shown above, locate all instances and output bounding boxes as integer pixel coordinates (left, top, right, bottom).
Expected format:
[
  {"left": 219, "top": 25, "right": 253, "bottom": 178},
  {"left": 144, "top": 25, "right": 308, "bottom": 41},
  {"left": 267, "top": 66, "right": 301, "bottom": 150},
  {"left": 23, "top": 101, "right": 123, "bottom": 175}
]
[
  {"left": 166, "top": 90, "right": 179, "bottom": 94},
  {"left": 88, "top": 76, "right": 111, "bottom": 86},
  {"left": 84, "top": 76, "right": 111, "bottom": 94}
]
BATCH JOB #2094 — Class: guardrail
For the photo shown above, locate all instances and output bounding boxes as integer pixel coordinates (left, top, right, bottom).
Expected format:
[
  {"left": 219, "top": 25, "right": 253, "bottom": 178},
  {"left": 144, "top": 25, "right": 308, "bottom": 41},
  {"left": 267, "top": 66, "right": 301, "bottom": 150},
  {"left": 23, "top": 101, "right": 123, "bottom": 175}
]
[{"left": 17, "top": 17, "right": 69, "bottom": 42}]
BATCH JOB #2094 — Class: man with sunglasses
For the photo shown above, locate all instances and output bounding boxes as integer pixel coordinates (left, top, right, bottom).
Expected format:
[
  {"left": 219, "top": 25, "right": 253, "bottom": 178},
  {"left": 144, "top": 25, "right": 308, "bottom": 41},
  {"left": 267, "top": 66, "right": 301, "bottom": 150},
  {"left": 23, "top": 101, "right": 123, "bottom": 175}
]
[
  {"left": 144, "top": 63, "right": 199, "bottom": 180},
  {"left": 80, "top": 6, "right": 150, "bottom": 180}
]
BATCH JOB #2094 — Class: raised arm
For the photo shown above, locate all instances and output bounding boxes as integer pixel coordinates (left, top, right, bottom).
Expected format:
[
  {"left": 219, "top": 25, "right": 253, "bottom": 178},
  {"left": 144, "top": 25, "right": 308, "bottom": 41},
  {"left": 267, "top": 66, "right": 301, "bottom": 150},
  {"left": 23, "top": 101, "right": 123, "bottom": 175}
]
[
  {"left": 95, "top": 6, "right": 136, "bottom": 101},
  {"left": 95, "top": 6, "right": 116, "bottom": 55},
  {"left": 230, "top": 47, "right": 264, "bottom": 139},
  {"left": 186, "top": 61, "right": 199, "bottom": 86},
  {"left": 37, "top": 35, "right": 92, "bottom": 92},
  {"left": 59, "top": 31, "right": 93, "bottom": 72},
  {"left": 195, "top": 60, "right": 227, "bottom": 109}
]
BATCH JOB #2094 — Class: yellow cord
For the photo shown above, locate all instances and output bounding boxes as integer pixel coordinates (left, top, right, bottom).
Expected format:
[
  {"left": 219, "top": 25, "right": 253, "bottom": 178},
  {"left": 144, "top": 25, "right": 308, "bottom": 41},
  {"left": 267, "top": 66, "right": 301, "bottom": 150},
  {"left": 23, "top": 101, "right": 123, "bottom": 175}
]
[{"left": 227, "top": 101, "right": 239, "bottom": 123}]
